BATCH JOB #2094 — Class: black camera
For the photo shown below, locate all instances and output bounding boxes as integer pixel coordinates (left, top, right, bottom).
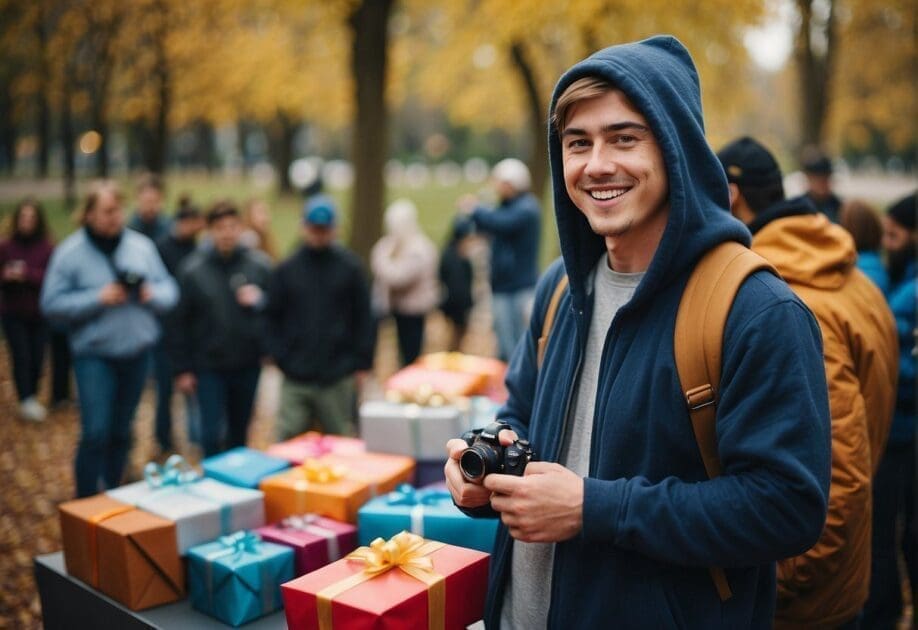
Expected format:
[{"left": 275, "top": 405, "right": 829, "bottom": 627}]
[
  {"left": 117, "top": 270, "right": 145, "bottom": 301},
  {"left": 458, "top": 421, "right": 534, "bottom": 484}
]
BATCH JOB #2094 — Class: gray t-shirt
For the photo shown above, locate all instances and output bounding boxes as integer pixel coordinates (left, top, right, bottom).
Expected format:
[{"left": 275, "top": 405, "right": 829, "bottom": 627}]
[{"left": 500, "top": 255, "right": 644, "bottom": 629}]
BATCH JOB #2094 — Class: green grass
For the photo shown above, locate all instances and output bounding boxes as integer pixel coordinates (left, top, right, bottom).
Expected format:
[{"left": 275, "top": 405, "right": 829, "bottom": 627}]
[{"left": 0, "top": 173, "right": 561, "bottom": 267}]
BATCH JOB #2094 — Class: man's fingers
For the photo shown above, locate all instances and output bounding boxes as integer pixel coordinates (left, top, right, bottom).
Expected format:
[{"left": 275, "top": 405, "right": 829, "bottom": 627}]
[
  {"left": 446, "top": 438, "right": 467, "bottom": 459},
  {"left": 522, "top": 461, "right": 557, "bottom": 475},
  {"left": 483, "top": 472, "right": 524, "bottom": 495},
  {"left": 497, "top": 429, "right": 519, "bottom": 446}
]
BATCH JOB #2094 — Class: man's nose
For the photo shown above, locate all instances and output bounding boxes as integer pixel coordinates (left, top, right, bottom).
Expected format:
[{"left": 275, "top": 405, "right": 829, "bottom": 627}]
[{"left": 584, "top": 144, "right": 617, "bottom": 178}]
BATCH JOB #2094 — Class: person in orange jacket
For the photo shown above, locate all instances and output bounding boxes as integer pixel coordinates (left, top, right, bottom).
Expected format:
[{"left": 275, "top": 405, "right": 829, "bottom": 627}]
[{"left": 718, "top": 137, "right": 899, "bottom": 630}]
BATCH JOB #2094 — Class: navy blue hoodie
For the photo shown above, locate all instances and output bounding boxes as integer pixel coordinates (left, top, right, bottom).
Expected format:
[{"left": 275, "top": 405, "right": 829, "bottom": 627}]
[{"left": 481, "top": 36, "right": 831, "bottom": 628}]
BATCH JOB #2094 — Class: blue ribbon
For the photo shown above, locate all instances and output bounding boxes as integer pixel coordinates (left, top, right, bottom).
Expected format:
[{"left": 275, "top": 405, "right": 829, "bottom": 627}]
[
  {"left": 386, "top": 484, "right": 452, "bottom": 506},
  {"left": 144, "top": 454, "right": 200, "bottom": 488}
]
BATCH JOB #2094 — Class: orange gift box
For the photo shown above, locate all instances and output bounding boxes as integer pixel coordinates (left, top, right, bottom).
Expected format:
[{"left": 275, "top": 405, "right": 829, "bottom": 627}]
[
  {"left": 384, "top": 365, "right": 487, "bottom": 401},
  {"left": 260, "top": 461, "right": 372, "bottom": 524},
  {"left": 260, "top": 454, "right": 415, "bottom": 524},
  {"left": 417, "top": 352, "right": 506, "bottom": 388},
  {"left": 59, "top": 494, "right": 185, "bottom": 610},
  {"left": 281, "top": 531, "right": 488, "bottom": 629},
  {"left": 317, "top": 452, "right": 415, "bottom": 495}
]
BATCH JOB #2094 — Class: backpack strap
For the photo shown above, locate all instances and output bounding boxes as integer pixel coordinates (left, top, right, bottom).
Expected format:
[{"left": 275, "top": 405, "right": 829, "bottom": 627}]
[
  {"left": 537, "top": 274, "right": 569, "bottom": 368},
  {"left": 674, "top": 241, "right": 778, "bottom": 601}
]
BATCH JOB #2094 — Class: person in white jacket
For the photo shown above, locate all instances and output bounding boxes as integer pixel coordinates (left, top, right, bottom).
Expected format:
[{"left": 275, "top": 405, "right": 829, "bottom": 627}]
[{"left": 370, "top": 199, "right": 439, "bottom": 365}]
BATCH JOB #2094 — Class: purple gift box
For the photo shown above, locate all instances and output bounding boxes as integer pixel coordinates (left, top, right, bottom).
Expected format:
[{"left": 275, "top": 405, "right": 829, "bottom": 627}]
[{"left": 255, "top": 514, "right": 357, "bottom": 576}]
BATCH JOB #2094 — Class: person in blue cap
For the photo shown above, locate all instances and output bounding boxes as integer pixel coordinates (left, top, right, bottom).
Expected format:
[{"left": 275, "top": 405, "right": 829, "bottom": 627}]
[
  {"left": 263, "top": 195, "right": 374, "bottom": 439},
  {"left": 445, "top": 36, "right": 831, "bottom": 628}
]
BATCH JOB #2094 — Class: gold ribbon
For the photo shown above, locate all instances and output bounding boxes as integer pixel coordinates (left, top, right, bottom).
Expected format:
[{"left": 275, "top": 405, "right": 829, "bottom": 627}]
[
  {"left": 385, "top": 385, "right": 455, "bottom": 407},
  {"left": 88, "top": 505, "right": 135, "bottom": 587},
  {"left": 316, "top": 531, "right": 446, "bottom": 630},
  {"left": 293, "top": 459, "right": 349, "bottom": 515}
]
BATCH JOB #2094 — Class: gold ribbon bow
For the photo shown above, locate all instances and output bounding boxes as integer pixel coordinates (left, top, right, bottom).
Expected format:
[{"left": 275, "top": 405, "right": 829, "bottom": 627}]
[
  {"left": 299, "top": 459, "right": 347, "bottom": 484},
  {"left": 316, "top": 531, "right": 446, "bottom": 630},
  {"left": 385, "top": 385, "right": 453, "bottom": 407}
]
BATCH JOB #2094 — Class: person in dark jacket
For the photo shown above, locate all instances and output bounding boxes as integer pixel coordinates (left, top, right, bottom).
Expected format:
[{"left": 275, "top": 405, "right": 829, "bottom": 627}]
[
  {"left": 863, "top": 191, "right": 917, "bottom": 630},
  {"left": 171, "top": 201, "right": 271, "bottom": 456},
  {"left": 438, "top": 216, "right": 475, "bottom": 351},
  {"left": 264, "top": 198, "right": 374, "bottom": 439},
  {"left": 460, "top": 158, "right": 541, "bottom": 361},
  {"left": 0, "top": 198, "right": 54, "bottom": 421},
  {"left": 153, "top": 199, "right": 205, "bottom": 449},
  {"left": 445, "top": 36, "right": 831, "bottom": 629},
  {"left": 792, "top": 149, "right": 843, "bottom": 223},
  {"left": 128, "top": 173, "right": 171, "bottom": 242}
]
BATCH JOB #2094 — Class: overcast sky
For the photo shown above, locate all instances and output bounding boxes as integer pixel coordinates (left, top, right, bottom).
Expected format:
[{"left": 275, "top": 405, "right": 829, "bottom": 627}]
[{"left": 744, "top": 0, "right": 794, "bottom": 72}]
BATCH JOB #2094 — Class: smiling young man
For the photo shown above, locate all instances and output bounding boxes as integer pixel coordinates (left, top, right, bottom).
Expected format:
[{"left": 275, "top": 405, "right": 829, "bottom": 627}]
[{"left": 445, "top": 36, "right": 831, "bottom": 628}]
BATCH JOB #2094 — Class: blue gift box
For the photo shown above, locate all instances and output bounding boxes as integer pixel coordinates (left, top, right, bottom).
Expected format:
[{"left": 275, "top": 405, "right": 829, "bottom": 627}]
[
  {"left": 202, "top": 447, "right": 290, "bottom": 489},
  {"left": 188, "top": 531, "right": 294, "bottom": 626},
  {"left": 357, "top": 484, "right": 498, "bottom": 553}
]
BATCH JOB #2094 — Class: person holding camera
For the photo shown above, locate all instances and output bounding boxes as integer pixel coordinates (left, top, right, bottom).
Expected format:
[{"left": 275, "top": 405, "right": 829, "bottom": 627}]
[
  {"left": 445, "top": 37, "right": 831, "bottom": 628},
  {"left": 41, "top": 180, "right": 178, "bottom": 498},
  {"left": 170, "top": 202, "right": 271, "bottom": 457}
]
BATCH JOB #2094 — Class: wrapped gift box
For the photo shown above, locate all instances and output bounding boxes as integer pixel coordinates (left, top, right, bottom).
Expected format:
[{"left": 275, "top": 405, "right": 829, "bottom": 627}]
[
  {"left": 256, "top": 515, "right": 358, "bottom": 576},
  {"left": 188, "top": 531, "right": 294, "bottom": 626},
  {"left": 202, "top": 447, "right": 290, "bottom": 489},
  {"left": 260, "top": 461, "right": 372, "bottom": 524},
  {"left": 358, "top": 484, "right": 498, "bottom": 553},
  {"left": 282, "top": 531, "right": 488, "bottom": 630},
  {"left": 107, "top": 468, "right": 265, "bottom": 554},
  {"left": 417, "top": 352, "right": 506, "bottom": 388},
  {"left": 59, "top": 495, "right": 185, "bottom": 610},
  {"left": 384, "top": 365, "right": 486, "bottom": 401},
  {"left": 317, "top": 452, "right": 415, "bottom": 497},
  {"left": 266, "top": 432, "right": 366, "bottom": 465},
  {"left": 359, "top": 401, "right": 467, "bottom": 460}
]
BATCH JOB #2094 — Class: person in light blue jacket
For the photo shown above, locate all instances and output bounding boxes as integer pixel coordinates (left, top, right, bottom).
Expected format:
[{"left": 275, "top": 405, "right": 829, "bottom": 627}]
[{"left": 41, "top": 180, "right": 178, "bottom": 497}]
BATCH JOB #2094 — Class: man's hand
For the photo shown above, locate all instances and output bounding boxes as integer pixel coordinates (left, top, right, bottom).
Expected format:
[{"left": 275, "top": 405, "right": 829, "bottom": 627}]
[
  {"left": 236, "top": 284, "right": 263, "bottom": 308},
  {"left": 444, "top": 428, "right": 519, "bottom": 510},
  {"left": 485, "top": 462, "right": 584, "bottom": 543},
  {"left": 99, "top": 282, "right": 128, "bottom": 306},
  {"left": 175, "top": 372, "right": 197, "bottom": 394},
  {"left": 456, "top": 193, "right": 477, "bottom": 215}
]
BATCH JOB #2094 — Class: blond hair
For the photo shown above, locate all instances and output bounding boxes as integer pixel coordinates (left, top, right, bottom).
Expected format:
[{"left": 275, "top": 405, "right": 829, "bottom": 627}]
[
  {"left": 552, "top": 77, "right": 619, "bottom": 133},
  {"left": 79, "top": 180, "right": 123, "bottom": 224}
]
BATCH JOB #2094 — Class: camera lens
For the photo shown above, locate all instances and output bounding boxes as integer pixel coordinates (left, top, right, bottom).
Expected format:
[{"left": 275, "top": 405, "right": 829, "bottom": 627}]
[{"left": 459, "top": 444, "right": 500, "bottom": 484}]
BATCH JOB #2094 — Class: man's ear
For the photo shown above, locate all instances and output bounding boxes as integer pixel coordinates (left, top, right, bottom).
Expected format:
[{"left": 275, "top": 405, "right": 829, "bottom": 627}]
[{"left": 727, "top": 183, "right": 740, "bottom": 209}]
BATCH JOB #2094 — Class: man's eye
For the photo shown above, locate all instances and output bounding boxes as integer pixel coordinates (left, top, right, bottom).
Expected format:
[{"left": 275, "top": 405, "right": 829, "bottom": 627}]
[
  {"left": 567, "top": 139, "right": 590, "bottom": 150},
  {"left": 615, "top": 135, "right": 637, "bottom": 144}
]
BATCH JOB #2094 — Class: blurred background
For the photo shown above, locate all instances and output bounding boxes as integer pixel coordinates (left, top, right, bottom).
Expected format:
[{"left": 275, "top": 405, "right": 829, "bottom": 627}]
[{"left": 0, "top": 0, "right": 914, "bottom": 257}]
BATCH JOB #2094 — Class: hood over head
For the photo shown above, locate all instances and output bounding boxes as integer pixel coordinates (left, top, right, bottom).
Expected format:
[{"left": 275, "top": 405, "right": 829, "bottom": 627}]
[{"left": 548, "top": 35, "right": 750, "bottom": 310}]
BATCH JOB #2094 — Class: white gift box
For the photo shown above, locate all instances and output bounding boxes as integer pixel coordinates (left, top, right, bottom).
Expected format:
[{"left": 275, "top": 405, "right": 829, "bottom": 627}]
[
  {"left": 359, "top": 401, "right": 471, "bottom": 460},
  {"left": 107, "top": 477, "right": 265, "bottom": 554}
]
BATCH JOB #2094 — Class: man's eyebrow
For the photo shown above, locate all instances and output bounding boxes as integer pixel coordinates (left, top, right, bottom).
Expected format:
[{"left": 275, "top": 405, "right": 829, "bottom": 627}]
[{"left": 561, "top": 121, "right": 650, "bottom": 138}]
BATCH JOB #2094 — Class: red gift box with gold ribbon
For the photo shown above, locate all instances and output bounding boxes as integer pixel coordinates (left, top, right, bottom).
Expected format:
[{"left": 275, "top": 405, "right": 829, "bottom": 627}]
[{"left": 281, "top": 531, "right": 488, "bottom": 629}]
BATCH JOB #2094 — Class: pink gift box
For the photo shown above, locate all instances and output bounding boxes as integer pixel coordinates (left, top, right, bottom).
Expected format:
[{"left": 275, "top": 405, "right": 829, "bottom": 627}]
[
  {"left": 256, "top": 514, "right": 358, "bottom": 576},
  {"left": 266, "top": 432, "right": 366, "bottom": 465}
]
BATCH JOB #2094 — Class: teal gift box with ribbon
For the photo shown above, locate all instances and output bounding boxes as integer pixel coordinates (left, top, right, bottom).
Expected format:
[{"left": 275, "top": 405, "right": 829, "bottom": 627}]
[
  {"left": 357, "top": 484, "right": 498, "bottom": 553},
  {"left": 107, "top": 455, "right": 265, "bottom": 554},
  {"left": 188, "top": 531, "right": 294, "bottom": 627},
  {"left": 202, "top": 447, "right": 290, "bottom": 489}
]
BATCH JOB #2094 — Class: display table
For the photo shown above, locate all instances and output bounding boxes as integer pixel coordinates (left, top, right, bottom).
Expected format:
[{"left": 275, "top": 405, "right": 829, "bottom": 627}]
[{"left": 34, "top": 552, "right": 285, "bottom": 629}]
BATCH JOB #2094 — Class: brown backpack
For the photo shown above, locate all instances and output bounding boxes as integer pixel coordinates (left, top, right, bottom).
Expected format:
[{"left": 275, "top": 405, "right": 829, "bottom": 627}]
[{"left": 536, "top": 241, "right": 777, "bottom": 602}]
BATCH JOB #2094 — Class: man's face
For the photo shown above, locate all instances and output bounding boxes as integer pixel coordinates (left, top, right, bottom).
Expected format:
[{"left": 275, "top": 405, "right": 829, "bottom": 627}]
[
  {"left": 881, "top": 215, "right": 914, "bottom": 254},
  {"left": 137, "top": 186, "right": 163, "bottom": 219},
  {"left": 210, "top": 215, "right": 241, "bottom": 254},
  {"left": 494, "top": 179, "right": 516, "bottom": 202},
  {"left": 302, "top": 224, "right": 335, "bottom": 249},
  {"left": 561, "top": 90, "right": 669, "bottom": 244},
  {"left": 85, "top": 191, "right": 124, "bottom": 237},
  {"left": 805, "top": 173, "right": 832, "bottom": 199}
]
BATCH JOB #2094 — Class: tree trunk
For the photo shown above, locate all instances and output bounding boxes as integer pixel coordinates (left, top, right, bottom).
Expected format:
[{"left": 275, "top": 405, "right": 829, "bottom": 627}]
[
  {"left": 794, "top": 0, "right": 838, "bottom": 150},
  {"left": 509, "top": 41, "right": 549, "bottom": 199},
  {"left": 61, "top": 74, "right": 76, "bottom": 206},
  {"left": 149, "top": 0, "right": 170, "bottom": 174},
  {"left": 267, "top": 112, "right": 297, "bottom": 194},
  {"left": 0, "top": 84, "right": 15, "bottom": 175},
  {"left": 35, "top": 9, "right": 51, "bottom": 178},
  {"left": 347, "top": 0, "right": 394, "bottom": 262}
]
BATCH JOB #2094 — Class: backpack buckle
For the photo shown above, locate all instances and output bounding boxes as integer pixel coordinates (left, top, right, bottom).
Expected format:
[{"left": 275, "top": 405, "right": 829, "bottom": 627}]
[{"left": 686, "top": 384, "right": 716, "bottom": 411}]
